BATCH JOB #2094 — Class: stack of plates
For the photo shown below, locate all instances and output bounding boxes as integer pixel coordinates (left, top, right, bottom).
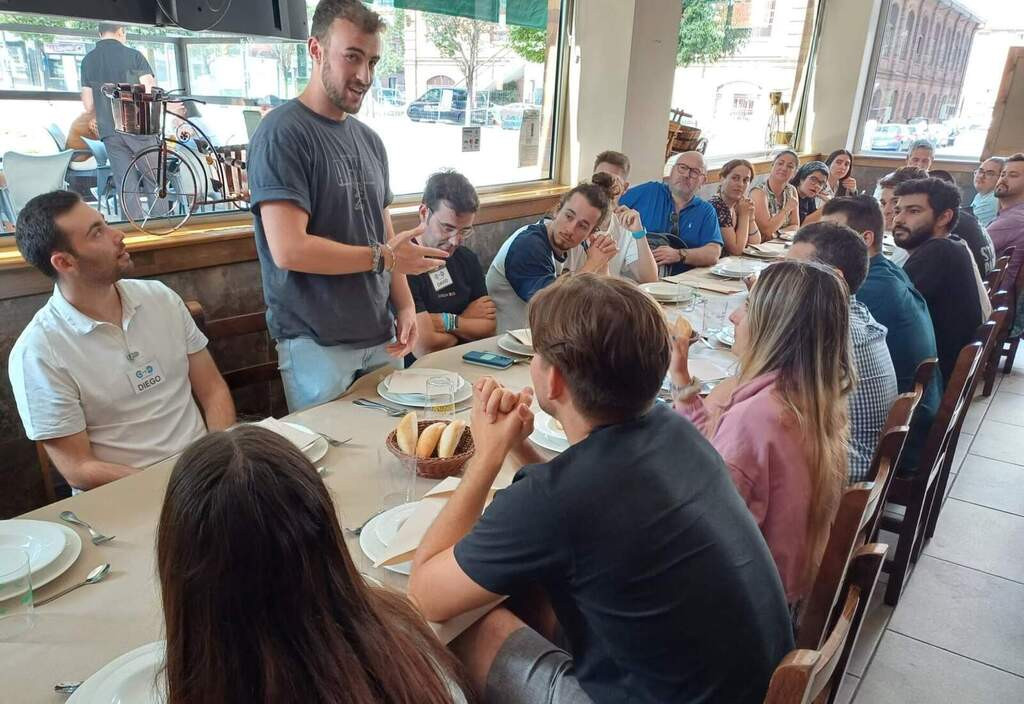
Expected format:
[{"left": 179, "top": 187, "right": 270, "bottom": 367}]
[
  {"left": 68, "top": 641, "right": 165, "bottom": 703},
  {"left": 709, "top": 262, "right": 758, "bottom": 279},
  {"left": 715, "top": 326, "right": 736, "bottom": 347},
  {"left": 377, "top": 369, "right": 472, "bottom": 408},
  {"left": 497, "top": 329, "right": 533, "bottom": 357},
  {"left": 358, "top": 502, "right": 417, "bottom": 576},
  {"left": 0, "top": 519, "right": 82, "bottom": 594},
  {"left": 640, "top": 282, "right": 695, "bottom": 304},
  {"left": 528, "top": 410, "right": 570, "bottom": 453}
]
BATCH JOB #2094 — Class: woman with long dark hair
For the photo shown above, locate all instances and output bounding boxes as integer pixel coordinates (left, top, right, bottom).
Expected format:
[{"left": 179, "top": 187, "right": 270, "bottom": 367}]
[
  {"left": 709, "top": 158, "right": 761, "bottom": 255},
  {"left": 823, "top": 149, "right": 858, "bottom": 198},
  {"left": 157, "top": 426, "right": 469, "bottom": 704}
]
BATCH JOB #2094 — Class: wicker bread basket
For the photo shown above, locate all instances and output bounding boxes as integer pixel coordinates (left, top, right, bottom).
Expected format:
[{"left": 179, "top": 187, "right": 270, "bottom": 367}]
[{"left": 386, "top": 420, "right": 475, "bottom": 479}]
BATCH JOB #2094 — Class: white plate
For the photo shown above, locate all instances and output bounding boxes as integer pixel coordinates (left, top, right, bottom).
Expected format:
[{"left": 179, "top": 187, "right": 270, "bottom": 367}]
[
  {"left": 377, "top": 378, "right": 473, "bottom": 408},
  {"left": 0, "top": 519, "right": 67, "bottom": 585},
  {"left": 283, "top": 422, "right": 328, "bottom": 464},
  {"left": 383, "top": 369, "right": 467, "bottom": 395},
  {"left": 716, "top": 328, "right": 736, "bottom": 347},
  {"left": 68, "top": 641, "right": 165, "bottom": 704},
  {"left": 528, "top": 410, "right": 570, "bottom": 453},
  {"left": 31, "top": 524, "right": 82, "bottom": 591},
  {"left": 542, "top": 412, "right": 566, "bottom": 440},
  {"left": 709, "top": 264, "right": 755, "bottom": 279},
  {"left": 359, "top": 504, "right": 415, "bottom": 576},
  {"left": 640, "top": 282, "right": 694, "bottom": 302},
  {"left": 688, "top": 358, "right": 734, "bottom": 381},
  {"left": 497, "top": 334, "right": 533, "bottom": 357},
  {"left": 374, "top": 501, "right": 417, "bottom": 546}
]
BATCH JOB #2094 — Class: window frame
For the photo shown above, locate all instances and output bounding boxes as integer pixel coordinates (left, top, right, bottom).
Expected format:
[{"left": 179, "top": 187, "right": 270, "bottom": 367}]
[{"left": 0, "top": 2, "right": 573, "bottom": 229}]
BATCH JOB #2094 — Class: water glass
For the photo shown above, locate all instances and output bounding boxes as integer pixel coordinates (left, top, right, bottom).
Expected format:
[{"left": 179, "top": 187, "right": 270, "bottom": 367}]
[
  {"left": 702, "top": 297, "right": 730, "bottom": 337},
  {"left": 378, "top": 447, "right": 417, "bottom": 513},
  {"left": 0, "top": 548, "right": 33, "bottom": 638},
  {"left": 674, "top": 284, "right": 696, "bottom": 311},
  {"left": 426, "top": 375, "right": 456, "bottom": 420}
]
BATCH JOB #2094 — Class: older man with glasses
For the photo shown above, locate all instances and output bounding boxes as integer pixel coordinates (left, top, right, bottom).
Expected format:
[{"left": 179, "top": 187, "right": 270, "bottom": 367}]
[
  {"left": 620, "top": 151, "right": 723, "bottom": 275},
  {"left": 972, "top": 157, "right": 1005, "bottom": 227},
  {"left": 407, "top": 169, "right": 495, "bottom": 360}
]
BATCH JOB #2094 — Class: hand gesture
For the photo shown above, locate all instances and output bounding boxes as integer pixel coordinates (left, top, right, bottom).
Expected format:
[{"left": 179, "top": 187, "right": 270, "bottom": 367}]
[
  {"left": 463, "top": 295, "right": 497, "bottom": 320},
  {"left": 841, "top": 176, "right": 857, "bottom": 192},
  {"left": 669, "top": 334, "right": 693, "bottom": 389},
  {"left": 388, "top": 222, "right": 449, "bottom": 275},
  {"left": 652, "top": 246, "right": 682, "bottom": 265},
  {"left": 736, "top": 197, "right": 754, "bottom": 217},
  {"left": 588, "top": 233, "right": 619, "bottom": 266},
  {"left": 469, "top": 377, "right": 535, "bottom": 462},
  {"left": 614, "top": 205, "right": 642, "bottom": 231}
]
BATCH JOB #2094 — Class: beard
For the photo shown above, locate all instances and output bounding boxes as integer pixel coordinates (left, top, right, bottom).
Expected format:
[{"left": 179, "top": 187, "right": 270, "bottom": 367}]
[
  {"left": 892, "top": 222, "right": 934, "bottom": 250},
  {"left": 321, "top": 61, "right": 366, "bottom": 115}
]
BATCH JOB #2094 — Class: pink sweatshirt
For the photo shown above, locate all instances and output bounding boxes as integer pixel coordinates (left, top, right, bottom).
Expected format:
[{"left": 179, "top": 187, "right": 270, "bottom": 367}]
[{"left": 675, "top": 371, "right": 812, "bottom": 603}]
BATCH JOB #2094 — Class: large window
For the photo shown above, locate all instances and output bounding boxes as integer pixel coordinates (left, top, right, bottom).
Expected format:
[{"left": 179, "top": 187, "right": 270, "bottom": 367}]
[
  {"left": 0, "top": 0, "right": 563, "bottom": 229},
  {"left": 670, "top": 0, "right": 812, "bottom": 164},
  {"left": 858, "top": 0, "right": 1023, "bottom": 159}
]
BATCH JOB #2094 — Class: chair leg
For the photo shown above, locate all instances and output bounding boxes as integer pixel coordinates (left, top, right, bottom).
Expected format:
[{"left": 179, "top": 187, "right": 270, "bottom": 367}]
[
  {"left": 885, "top": 493, "right": 925, "bottom": 607},
  {"left": 982, "top": 353, "right": 998, "bottom": 397},
  {"left": 1005, "top": 337, "right": 1021, "bottom": 374},
  {"left": 924, "top": 455, "right": 956, "bottom": 541}
]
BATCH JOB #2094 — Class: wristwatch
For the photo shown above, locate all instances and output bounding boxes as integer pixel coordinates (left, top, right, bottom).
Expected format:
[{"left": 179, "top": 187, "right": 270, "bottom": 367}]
[{"left": 678, "top": 248, "right": 687, "bottom": 264}]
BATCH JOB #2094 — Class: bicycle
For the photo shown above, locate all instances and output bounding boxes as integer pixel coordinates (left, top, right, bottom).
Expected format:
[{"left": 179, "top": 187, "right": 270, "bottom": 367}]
[{"left": 103, "top": 83, "right": 250, "bottom": 235}]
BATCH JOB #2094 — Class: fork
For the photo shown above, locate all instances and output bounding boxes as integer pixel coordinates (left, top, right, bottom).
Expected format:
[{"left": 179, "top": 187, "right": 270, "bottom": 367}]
[
  {"left": 59, "top": 510, "right": 115, "bottom": 545},
  {"left": 313, "top": 431, "right": 352, "bottom": 447},
  {"left": 353, "top": 398, "right": 407, "bottom": 417}
]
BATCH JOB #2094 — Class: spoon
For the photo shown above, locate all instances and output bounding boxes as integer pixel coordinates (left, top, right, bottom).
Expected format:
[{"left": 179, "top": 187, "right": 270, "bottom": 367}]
[
  {"left": 59, "top": 511, "right": 115, "bottom": 545},
  {"left": 36, "top": 564, "right": 111, "bottom": 606}
]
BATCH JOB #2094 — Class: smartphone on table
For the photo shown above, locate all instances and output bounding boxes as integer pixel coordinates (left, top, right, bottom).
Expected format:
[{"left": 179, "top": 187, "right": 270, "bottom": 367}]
[{"left": 462, "top": 350, "right": 516, "bottom": 369}]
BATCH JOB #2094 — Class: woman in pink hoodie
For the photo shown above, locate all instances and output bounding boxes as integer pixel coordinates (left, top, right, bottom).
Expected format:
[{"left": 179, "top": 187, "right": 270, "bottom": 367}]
[{"left": 672, "top": 260, "right": 855, "bottom": 608}]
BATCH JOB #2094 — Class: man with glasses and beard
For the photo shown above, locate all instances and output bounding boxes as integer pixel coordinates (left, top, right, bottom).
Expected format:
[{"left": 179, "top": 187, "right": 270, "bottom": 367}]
[
  {"left": 620, "top": 151, "right": 723, "bottom": 274},
  {"left": 892, "top": 177, "right": 986, "bottom": 384},
  {"left": 407, "top": 170, "right": 495, "bottom": 359},
  {"left": 247, "top": 0, "right": 449, "bottom": 412}
]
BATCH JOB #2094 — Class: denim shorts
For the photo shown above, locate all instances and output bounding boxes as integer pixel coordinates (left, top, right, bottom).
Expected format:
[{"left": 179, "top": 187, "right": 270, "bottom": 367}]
[{"left": 276, "top": 336, "right": 400, "bottom": 412}]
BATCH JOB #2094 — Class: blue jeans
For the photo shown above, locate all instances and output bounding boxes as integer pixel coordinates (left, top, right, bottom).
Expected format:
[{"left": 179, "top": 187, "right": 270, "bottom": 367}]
[{"left": 276, "top": 337, "right": 400, "bottom": 413}]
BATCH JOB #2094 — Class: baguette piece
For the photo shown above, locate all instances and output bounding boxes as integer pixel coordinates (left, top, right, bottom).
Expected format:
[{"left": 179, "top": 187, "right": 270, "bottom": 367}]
[
  {"left": 396, "top": 412, "right": 419, "bottom": 455},
  {"left": 416, "top": 422, "right": 447, "bottom": 458},
  {"left": 437, "top": 420, "right": 466, "bottom": 458},
  {"left": 673, "top": 316, "right": 693, "bottom": 340}
]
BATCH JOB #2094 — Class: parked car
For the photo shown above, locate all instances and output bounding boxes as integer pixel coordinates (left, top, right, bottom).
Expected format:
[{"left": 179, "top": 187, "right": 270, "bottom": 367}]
[
  {"left": 498, "top": 103, "right": 535, "bottom": 130},
  {"left": 374, "top": 87, "right": 405, "bottom": 107},
  {"left": 406, "top": 87, "right": 493, "bottom": 125},
  {"left": 870, "top": 123, "right": 914, "bottom": 151}
]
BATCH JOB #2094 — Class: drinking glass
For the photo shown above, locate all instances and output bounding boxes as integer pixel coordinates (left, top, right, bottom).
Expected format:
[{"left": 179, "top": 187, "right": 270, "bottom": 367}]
[
  {"left": 674, "top": 284, "right": 696, "bottom": 311},
  {"left": 378, "top": 447, "right": 417, "bottom": 513},
  {"left": 0, "top": 548, "right": 33, "bottom": 638},
  {"left": 426, "top": 375, "right": 456, "bottom": 420},
  {"left": 702, "top": 297, "right": 730, "bottom": 338}
]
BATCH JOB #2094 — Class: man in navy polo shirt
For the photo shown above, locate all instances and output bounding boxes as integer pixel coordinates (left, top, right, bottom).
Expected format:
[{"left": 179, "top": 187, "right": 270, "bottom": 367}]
[{"left": 620, "top": 150, "right": 723, "bottom": 274}]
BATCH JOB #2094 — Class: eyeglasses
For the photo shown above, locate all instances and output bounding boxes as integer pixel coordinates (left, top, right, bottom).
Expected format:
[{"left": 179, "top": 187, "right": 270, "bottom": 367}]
[
  {"left": 975, "top": 169, "right": 1000, "bottom": 179},
  {"left": 674, "top": 164, "right": 706, "bottom": 179},
  {"left": 427, "top": 209, "right": 474, "bottom": 240}
]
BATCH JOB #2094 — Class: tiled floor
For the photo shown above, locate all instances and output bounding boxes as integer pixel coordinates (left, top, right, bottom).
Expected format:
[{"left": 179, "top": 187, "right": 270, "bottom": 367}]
[{"left": 840, "top": 354, "right": 1024, "bottom": 703}]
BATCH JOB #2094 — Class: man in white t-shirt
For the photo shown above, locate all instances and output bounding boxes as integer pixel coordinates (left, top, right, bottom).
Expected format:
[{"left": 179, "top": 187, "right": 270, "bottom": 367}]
[
  {"left": 566, "top": 151, "right": 659, "bottom": 283},
  {"left": 8, "top": 191, "right": 236, "bottom": 491}
]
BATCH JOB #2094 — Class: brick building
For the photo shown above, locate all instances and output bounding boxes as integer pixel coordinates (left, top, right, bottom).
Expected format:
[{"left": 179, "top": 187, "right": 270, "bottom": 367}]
[{"left": 867, "top": 0, "right": 980, "bottom": 124}]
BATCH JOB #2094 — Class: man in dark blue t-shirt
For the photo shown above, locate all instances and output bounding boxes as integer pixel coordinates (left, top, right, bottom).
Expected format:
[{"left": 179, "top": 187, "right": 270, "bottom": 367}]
[
  {"left": 409, "top": 274, "right": 793, "bottom": 704},
  {"left": 620, "top": 151, "right": 723, "bottom": 275},
  {"left": 407, "top": 170, "right": 494, "bottom": 360}
]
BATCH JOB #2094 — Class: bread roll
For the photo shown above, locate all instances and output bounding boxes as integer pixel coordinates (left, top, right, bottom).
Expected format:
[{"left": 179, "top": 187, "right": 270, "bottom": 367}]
[
  {"left": 396, "top": 412, "right": 419, "bottom": 455},
  {"left": 437, "top": 420, "right": 466, "bottom": 458},
  {"left": 416, "top": 422, "right": 447, "bottom": 458},
  {"left": 673, "top": 316, "right": 693, "bottom": 340}
]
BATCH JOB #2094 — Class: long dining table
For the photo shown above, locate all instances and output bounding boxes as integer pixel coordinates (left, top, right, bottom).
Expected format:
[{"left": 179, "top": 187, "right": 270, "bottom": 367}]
[{"left": 1, "top": 254, "right": 765, "bottom": 703}]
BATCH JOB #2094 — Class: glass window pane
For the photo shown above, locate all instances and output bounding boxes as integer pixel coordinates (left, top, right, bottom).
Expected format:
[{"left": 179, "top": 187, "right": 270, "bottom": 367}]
[
  {"left": 859, "top": 0, "right": 1020, "bottom": 159},
  {"left": 670, "top": 0, "right": 810, "bottom": 163}
]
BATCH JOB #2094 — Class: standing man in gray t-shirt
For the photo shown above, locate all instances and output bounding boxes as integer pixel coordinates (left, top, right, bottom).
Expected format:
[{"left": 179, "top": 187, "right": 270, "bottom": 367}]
[{"left": 248, "top": 0, "right": 448, "bottom": 412}]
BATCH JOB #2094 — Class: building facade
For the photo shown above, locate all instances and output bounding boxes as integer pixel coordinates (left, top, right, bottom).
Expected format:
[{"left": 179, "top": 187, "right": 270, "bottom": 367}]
[{"left": 868, "top": 0, "right": 980, "bottom": 124}]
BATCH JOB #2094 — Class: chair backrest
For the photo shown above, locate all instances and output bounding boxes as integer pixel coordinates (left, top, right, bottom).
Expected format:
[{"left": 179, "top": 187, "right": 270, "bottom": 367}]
[
  {"left": 765, "top": 544, "right": 886, "bottom": 704},
  {"left": 3, "top": 150, "right": 74, "bottom": 215},
  {"left": 798, "top": 414, "right": 910, "bottom": 650},
  {"left": 984, "top": 267, "right": 1003, "bottom": 296},
  {"left": 917, "top": 335, "right": 988, "bottom": 486},
  {"left": 186, "top": 301, "right": 278, "bottom": 390},
  {"left": 44, "top": 123, "right": 67, "bottom": 151},
  {"left": 80, "top": 136, "right": 109, "bottom": 168}
]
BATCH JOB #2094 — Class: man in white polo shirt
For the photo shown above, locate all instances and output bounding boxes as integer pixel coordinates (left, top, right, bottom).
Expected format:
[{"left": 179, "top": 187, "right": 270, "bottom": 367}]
[{"left": 8, "top": 191, "right": 236, "bottom": 491}]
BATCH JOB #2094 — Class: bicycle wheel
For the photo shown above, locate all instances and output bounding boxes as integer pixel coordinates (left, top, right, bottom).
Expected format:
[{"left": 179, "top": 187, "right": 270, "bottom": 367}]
[{"left": 119, "top": 145, "right": 200, "bottom": 235}]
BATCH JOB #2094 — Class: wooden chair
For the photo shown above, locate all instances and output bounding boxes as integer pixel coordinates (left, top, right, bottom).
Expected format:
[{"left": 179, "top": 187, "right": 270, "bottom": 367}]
[
  {"left": 878, "top": 326, "right": 992, "bottom": 606},
  {"left": 765, "top": 544, "right": 887, "bottom": 704},
  {"left": 998, "top": 261, "right": 1024, "bottom": 374},
  {"left": 186, "top": 301, "right": 279, "bottom": 390},
  {"left": 796, "top": 389, "right": 919, "bottom": 650},
  {"left": 988, "top": 255, "right": 1012, "bottom": 295},
  {"left": 982, "top": 291, "right": 1013, "bottom": 396}
]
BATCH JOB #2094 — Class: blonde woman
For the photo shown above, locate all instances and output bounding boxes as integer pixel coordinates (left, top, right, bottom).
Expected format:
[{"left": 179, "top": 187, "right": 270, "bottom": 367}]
[
  {"left": 670, "top": 260, "right": 854, "bottom": 607},
  {"left": 751, "top": 150, "right": 801, "bottom": 240},
  {"left": 709, "top": 158, "right": 761, "bottom": 255}
]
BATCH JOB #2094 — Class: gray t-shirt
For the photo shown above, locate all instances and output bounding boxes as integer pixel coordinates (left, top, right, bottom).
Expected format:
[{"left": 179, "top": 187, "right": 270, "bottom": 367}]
[{"left": 248, "top": 99, "right": 395, "bottom": 347}]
